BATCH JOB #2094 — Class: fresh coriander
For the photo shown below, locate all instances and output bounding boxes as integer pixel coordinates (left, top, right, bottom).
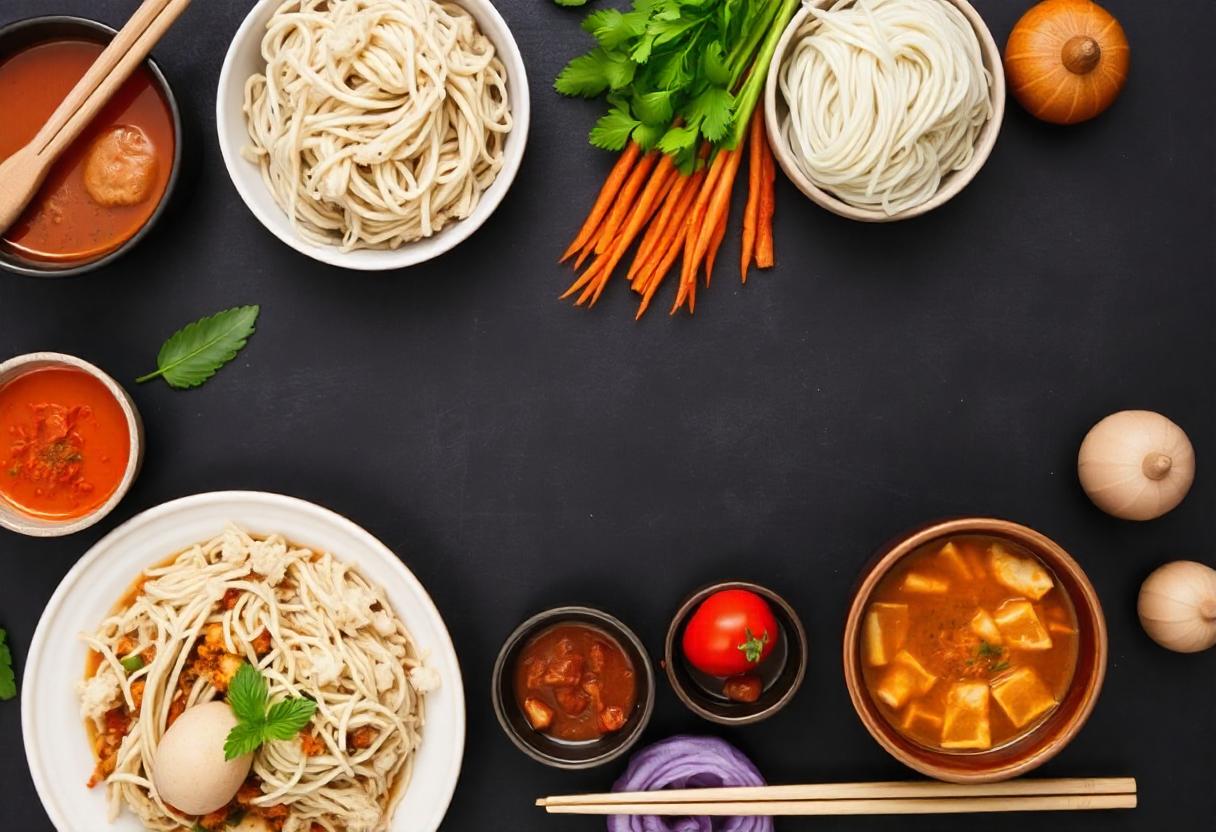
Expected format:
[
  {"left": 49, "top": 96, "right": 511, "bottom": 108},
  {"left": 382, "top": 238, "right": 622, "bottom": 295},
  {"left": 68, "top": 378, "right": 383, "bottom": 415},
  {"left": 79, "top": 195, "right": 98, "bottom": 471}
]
[
  {"left": 223, "top": 663, "right": 316, "bottom": 761},
  {"left": 137, "top": 305, "right": 259, "bottom": 390},
  {"left": 0, "top": 629, "right": 15, "bottom": 701}
]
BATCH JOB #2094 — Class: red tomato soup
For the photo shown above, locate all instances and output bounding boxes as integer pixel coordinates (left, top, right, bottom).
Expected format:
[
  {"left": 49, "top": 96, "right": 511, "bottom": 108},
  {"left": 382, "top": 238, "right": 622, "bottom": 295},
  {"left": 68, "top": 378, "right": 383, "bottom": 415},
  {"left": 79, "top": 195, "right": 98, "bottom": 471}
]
[
  {"left": 0, "top": 367, "right": 130, "bottom": 519},
  {"left": 0, "top": 39, "right": 175, "bottom": 262}
]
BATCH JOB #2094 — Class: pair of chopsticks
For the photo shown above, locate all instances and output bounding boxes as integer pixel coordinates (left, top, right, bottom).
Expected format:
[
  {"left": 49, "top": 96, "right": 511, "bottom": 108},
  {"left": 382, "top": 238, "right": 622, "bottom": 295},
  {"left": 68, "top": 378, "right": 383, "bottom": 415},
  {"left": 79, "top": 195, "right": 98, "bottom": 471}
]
[
  {"left": 0, "top": 0, "right": 192, "bottom": 233},
  {"left": 537, "top": 777, "right": 1137, "bottom": 817}
]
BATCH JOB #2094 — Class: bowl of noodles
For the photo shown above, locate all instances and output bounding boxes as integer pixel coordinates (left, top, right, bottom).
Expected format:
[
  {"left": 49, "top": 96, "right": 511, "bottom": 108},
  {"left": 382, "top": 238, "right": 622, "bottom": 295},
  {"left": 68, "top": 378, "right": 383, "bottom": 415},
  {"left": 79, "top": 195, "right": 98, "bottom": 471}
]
[
  {"left": 22, "top": 491, "right": 465, "bottom": 832},
  {"left": 216, "top": 0, "right": 529, "bottom": 270},
  {"left": 764, "top": 0, "right": 1005, "bottom": 222}
]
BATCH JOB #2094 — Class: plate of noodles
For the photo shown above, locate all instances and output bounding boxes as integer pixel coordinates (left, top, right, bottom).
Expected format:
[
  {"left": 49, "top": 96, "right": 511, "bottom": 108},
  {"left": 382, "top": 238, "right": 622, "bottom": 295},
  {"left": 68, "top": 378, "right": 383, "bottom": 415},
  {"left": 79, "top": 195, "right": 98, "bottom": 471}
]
[
  {"left": 764, "top": 0, "right": 1005, "bottom": 222},
  {"left": 216, "top": 0, "right": 529, "bottom": 270},
  {"left": 22, "top": 491, "right": 464, "bottom": 832}
]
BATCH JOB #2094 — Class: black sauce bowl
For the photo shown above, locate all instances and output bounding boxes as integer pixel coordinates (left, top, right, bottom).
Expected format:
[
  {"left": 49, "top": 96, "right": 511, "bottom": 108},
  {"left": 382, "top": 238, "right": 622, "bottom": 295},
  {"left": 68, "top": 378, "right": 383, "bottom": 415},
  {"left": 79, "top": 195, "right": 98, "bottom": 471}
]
[
  {"left": 492, "top": 606, "right": 655, "bottom": 770},
  {"left": 0, "top": 16, "right": 182, "bottom": 277},
  {"left": 665, "top": 581, "right": 808, "bottom": 725}
]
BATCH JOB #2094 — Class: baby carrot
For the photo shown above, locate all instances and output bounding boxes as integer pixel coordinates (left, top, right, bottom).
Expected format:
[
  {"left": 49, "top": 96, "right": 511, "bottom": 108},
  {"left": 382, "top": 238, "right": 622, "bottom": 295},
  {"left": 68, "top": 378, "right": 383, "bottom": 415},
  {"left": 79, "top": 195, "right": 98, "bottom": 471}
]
[
  {"left": 595, "top": 151, "right": 659, "bottom": 256},
  {"left": 561, "top": 142, "right": 640, "bottom": 262},
  {"left": 756, "top": 130, "right": 776, "bottom": 269},
  {"left": 741, "top": 111, "right": 763, "bottom": 282}
]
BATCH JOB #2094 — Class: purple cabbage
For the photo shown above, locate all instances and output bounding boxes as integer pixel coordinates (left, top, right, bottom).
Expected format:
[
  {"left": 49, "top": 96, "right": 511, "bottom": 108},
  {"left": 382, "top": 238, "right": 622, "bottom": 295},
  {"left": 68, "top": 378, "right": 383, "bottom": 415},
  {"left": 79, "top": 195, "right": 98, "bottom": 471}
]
[{"left": 607, "top": 736, "right": 774, "bottom": 832}]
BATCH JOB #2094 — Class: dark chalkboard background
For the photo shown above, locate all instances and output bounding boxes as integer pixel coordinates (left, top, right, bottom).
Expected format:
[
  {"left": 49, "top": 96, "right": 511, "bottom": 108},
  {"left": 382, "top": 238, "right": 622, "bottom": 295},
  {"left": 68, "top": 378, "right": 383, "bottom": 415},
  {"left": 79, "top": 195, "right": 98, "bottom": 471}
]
[{"left": 1, "top": 0, "right": 1213, "bottom": 830}]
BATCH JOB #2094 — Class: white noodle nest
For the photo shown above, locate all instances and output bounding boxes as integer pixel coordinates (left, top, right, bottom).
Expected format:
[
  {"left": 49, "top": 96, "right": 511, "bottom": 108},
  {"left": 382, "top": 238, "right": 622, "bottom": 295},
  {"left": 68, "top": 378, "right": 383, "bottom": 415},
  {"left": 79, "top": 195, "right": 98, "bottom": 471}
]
[
  {"left": 242, "top": 0, "right": 512, "bottom": 251},
  {"left": 778, "top": 0, "right": 992, "bottom": 214}
]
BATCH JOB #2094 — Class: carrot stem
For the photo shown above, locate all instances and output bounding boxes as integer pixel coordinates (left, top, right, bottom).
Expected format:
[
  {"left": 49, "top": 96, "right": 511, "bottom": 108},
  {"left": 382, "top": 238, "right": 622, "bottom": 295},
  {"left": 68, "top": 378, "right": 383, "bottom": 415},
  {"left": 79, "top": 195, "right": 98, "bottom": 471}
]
[
  {"left": 756, "top": 126, "right": 776, "bottom": 269},
  {"left": 595, "top": 151, "right": 659, "bottom": 256},
  {"left": 741, "top": 110, "right": 763, "bottom": 283},
  {"left": 561, "top": 142, "right": 640, "bottom": 262}
]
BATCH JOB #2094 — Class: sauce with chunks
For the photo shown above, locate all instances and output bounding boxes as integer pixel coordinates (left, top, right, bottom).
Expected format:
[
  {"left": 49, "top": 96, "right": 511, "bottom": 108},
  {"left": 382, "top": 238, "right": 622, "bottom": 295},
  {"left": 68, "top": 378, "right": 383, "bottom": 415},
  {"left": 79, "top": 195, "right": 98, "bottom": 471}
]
[
  {"left": 861, "top": 535, "right": 1078, "bottom": 752},
  {"left": 514, "top": 624, "right": 636, "bottom": 742}
]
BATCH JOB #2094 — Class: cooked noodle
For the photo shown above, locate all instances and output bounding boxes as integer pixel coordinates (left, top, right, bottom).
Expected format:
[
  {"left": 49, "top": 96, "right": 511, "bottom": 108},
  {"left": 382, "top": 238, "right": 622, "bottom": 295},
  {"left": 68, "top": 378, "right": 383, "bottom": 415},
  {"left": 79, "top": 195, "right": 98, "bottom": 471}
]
[
  {"left": 79, "top": 526, "right": 435, "bottom": 832},
  {"left": 777, "top": 0, "right": 992, "bottom": 214},
  {"left": 242, "top": 0, "right": 512, "bottom": 251}
]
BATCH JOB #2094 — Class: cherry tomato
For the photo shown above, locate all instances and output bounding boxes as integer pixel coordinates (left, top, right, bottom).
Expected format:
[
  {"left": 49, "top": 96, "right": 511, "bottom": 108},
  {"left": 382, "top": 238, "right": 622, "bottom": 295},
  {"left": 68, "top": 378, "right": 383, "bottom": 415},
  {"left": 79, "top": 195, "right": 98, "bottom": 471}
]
[{"left": 681, "top": 589, "right": 779, "bottom": 677}]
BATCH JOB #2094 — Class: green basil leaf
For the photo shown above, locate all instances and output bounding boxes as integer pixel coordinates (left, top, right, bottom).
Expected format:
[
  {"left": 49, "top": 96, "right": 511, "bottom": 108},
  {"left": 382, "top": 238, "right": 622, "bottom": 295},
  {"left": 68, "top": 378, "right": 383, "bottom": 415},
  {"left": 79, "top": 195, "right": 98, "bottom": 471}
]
[
  {"left": 0, "top": 629, "right": 15, "bottom": 701},
  {"left": 137, "top": 305, "right": 259, "bottom": 390}
]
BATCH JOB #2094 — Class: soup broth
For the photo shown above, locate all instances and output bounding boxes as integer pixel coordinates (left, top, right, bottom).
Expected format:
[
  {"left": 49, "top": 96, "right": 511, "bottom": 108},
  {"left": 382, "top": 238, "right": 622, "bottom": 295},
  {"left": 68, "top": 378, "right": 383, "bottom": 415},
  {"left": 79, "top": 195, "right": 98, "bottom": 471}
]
[{"left": 861, "top": 535, "right": 1078, "bottom": 752}]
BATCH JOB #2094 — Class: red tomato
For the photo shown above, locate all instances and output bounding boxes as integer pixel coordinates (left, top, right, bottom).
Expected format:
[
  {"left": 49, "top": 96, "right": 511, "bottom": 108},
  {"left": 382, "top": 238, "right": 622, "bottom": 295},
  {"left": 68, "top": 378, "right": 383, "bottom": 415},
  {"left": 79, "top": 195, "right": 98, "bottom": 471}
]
[{"left": 681, "top": 589, "right": 779, "bottom": 677}]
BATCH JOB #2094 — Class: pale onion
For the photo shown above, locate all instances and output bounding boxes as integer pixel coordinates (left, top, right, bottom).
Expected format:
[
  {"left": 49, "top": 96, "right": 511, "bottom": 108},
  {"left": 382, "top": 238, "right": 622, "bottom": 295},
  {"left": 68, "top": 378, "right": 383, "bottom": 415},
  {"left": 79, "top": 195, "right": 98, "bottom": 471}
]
[
  {"left": 1137, "top": 561, "right": 1216, "bottom": 653},
  {"left": 1077, "top": 410, "right": 1195, "bottom": 520}
]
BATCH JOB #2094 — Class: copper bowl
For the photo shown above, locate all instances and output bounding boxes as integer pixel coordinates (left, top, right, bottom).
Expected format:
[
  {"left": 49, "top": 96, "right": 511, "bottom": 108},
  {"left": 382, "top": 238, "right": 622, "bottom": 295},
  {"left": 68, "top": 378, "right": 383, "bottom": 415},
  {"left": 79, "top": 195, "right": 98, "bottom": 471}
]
[{"left": 843, "top": 518, "right": 1107, "bottom": 782}]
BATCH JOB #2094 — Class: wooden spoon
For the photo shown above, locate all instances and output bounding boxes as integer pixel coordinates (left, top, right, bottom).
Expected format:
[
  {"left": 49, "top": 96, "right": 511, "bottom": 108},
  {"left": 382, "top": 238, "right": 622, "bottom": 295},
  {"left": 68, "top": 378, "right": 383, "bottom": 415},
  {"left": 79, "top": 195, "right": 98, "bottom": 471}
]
[{"left": 0, "top": 0, "right": 192, "bottom": 236}]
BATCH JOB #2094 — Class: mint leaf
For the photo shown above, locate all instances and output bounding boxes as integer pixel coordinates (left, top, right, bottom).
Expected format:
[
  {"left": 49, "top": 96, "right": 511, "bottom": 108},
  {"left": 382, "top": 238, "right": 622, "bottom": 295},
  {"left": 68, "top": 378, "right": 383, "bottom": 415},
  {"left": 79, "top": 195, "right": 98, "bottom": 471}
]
[
  {"left": 223, "top": 719, "right": 265, "bottom": 761},
  {"left": 137, "top": 305, "right": 259, "bottom": 389},
  {"left": 0, "top": 629, "right": 15, "bottom": 701},
  {"left": 263, "top": 697, "right": 317, "bottom": 740},
  {"left": 227, "top": 663, "right": 268, "bottom": 724}
]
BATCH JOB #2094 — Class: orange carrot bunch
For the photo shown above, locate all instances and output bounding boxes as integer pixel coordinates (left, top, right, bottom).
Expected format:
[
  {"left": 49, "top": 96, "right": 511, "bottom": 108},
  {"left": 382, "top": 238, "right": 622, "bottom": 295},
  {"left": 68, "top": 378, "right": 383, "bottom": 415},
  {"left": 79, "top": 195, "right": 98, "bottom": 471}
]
[{"left": 560, "top": 109, "right": 778, "bottom": 318}]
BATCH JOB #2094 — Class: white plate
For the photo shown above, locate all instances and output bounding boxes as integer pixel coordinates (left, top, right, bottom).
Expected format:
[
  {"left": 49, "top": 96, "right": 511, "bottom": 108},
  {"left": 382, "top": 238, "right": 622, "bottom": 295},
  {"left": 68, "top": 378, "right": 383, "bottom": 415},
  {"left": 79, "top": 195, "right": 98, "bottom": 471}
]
[
  {"left": 215, "top": 0, "right": 531, "bottom": 271},
  {"left": 22, "top": 491, "right": 465, "bottom": 832}
]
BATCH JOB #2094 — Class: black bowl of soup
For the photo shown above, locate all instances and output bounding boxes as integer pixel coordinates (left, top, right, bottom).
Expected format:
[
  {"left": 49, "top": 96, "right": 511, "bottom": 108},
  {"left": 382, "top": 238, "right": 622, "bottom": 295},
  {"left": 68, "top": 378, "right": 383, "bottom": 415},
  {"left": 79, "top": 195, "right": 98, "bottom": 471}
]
[
  {"left": 492, "top": 606, "right": 655, "bottom": 769},
  {"left": 844, "top": 518, "right": 1108, "bottom": 783},
  {"left": 0, "top": 16, "right": 180, "bottom": 277}
]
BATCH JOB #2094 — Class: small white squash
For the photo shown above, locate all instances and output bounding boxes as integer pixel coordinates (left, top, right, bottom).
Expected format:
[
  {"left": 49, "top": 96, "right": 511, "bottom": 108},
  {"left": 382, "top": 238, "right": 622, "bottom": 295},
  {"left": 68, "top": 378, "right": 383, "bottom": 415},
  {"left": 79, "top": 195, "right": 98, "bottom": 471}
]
[
  {"left": 1077, "top": 410, "right": 1195, "bottom": 521},
  {"left": 1138, "top": 561, "right": 1216, "bottom": 653}
]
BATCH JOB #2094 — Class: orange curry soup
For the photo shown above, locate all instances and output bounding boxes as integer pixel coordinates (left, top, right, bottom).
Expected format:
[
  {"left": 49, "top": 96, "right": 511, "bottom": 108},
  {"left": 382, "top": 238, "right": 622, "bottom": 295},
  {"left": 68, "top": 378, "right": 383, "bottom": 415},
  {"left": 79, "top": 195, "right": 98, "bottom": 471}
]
[
  {"left": 860, "top": 535, "right": 1078, "bottom": 752},
  {"left": 0, "top": 367, "right": 130, "bottom": 519},
  {"left": 0, "top": 39, "right": 175, "bottom": 262}
]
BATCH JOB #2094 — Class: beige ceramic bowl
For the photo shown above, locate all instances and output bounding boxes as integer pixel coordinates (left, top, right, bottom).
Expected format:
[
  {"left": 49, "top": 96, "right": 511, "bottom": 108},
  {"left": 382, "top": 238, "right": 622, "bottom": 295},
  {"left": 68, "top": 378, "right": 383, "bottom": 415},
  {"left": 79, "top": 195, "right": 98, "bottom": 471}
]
[
  {"left": 0, "top": 352, "right": 143, "bottom": 537},
  {"left": 764, "top": 0, "right": 1006, "bottom": 222}
]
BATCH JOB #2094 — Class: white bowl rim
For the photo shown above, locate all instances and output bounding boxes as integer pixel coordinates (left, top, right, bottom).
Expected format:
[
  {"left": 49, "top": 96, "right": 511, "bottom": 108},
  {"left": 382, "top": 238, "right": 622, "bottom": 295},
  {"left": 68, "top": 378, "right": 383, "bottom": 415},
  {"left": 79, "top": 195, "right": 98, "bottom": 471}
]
[
  {"left": 215, "top": 0, "right": 531, "bottom": 270},
  {"left": 21, "top": 490, "right": 466, "bottom": 832},
  {"left": 764, "top": 0, "right": 1006, "bottom": 223},
  {"left": 0, "top": 351, "right": 143, "bottom": 537}
]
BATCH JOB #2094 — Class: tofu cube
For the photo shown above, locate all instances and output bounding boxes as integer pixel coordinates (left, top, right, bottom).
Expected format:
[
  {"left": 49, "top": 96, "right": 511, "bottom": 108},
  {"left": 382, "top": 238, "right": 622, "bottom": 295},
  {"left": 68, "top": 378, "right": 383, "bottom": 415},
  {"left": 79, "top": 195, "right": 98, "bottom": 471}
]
[
  {"left": 969, "top": 608, "right": 1003, "bottom": 645},
  {"left": 989, "top": 544, "right": 1054, "bottom": 600},
  {"left": 901, "top": 703, "right": 944, "bottom": 734},
  {"left": 874, "top": 650, "right": 938, "bottom": 709},
  {"left": 941, "top": 682, "right": 991, "bottom": 750},
  {"left": 901, "top": 572, "right": 949, "bottom": 594},
  {"left": 994, "top": 600, "right": 1053, "bottom": 651},
  {"left": 938, "top": 542, "right": 973, "bottom": 580},
  {"left": 991, "top": 667, "right": 1057, "bottom": 728},
  {"left": 862, "top": 602, "right": 910, "bottom": 667}
]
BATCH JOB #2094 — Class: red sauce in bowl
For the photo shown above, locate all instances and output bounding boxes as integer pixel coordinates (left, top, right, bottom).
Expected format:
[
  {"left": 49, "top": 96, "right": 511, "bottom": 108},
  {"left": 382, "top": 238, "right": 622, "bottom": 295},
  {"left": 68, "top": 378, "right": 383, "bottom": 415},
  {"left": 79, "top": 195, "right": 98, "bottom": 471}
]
[
  {"left": 0, "top": 367, "right": 130, "bottom": 519},
  {"left": 0, "top": 39, "right": 175, "bottom": 263}
]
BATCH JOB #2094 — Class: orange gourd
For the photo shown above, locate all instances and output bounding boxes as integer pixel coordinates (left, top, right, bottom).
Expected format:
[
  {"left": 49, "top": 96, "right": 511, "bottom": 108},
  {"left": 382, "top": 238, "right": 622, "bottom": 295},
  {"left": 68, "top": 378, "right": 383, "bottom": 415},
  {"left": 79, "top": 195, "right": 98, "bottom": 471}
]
[{"left": 1005, "top": 0, "right": 1129, "bottom": 125}]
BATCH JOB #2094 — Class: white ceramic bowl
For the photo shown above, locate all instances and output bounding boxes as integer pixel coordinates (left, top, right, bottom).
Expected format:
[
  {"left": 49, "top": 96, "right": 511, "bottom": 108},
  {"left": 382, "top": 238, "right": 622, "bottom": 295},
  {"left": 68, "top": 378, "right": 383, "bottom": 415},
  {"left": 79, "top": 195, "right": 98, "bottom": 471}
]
[
  {"left": 764, "top": 0, "right": 1005, "bottom": 223},
  {"left": 22, "top": 491, "right": 465, "bottom": 832},
  {"left": 216, "top": 0, "right": 530, "bottom": 270},
  {"left": 0, "top": 352, "right": 143, "bottom": 537}
]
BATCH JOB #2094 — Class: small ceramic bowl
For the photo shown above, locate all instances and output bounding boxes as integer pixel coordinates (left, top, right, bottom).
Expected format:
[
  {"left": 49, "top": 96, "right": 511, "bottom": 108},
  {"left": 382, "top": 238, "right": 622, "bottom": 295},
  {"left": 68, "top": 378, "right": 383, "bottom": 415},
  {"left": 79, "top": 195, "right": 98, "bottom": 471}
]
[
  {"left": 492, "top": 606, "right": 655, "bottom": 769},
  {"left": 0, "top": 16, "right": 182, "bottom": 277},
  {"left": 0, "top": 352, "right": 143, "bottom": 536},
  {"left": 665, "top": 581, "right": 808, "bottom": 725},
  {"left": 216, "top": 0, "right": 530, "bottom": 271},
  {"left": 763, "top": 0, "right": 1005, "bottom": 222},
  {"left": 843, "top": 518, "right": 1107, "bottom": 782}
]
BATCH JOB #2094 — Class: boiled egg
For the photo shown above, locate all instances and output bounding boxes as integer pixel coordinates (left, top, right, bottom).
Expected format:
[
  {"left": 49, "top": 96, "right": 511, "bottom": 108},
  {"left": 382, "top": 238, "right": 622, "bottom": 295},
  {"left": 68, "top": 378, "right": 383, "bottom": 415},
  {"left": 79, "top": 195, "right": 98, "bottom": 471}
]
[{"left": 152, "top": 700, "right": 252, "bottom": 815}]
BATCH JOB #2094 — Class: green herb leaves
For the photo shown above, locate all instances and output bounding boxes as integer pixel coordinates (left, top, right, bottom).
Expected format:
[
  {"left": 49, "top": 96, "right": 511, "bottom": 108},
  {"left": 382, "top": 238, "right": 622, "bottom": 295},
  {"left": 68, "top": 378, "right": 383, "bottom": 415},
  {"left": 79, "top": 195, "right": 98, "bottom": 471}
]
[
  {"left": 555, "top": 0, "right": 779, "bottom": 167},
  {"left": 0, "top": 629, "right": 15, "bottom": 701},
  {"left": 137, "top": 305, "right": 259, "bottom": 390},
  {"left": 224, "top": 663, "right": 315, "bottom": 760}
]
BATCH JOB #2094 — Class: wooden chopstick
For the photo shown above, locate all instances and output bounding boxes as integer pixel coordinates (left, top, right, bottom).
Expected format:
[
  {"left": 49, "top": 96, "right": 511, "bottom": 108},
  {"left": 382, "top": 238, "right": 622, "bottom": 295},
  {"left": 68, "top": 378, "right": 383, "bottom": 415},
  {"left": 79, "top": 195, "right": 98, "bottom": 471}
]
[
  {"left": 537, "top": 777, "right": 1137, "bottom": 817},
  {"left": 36, "top": 0, "right": 192, "bottom": 160},
  {"left": 537, "top": 776, "right": 1136, "bottom": 807},
  {"left": 541, "top": 794, "right": 1137, "bottom": 816}
]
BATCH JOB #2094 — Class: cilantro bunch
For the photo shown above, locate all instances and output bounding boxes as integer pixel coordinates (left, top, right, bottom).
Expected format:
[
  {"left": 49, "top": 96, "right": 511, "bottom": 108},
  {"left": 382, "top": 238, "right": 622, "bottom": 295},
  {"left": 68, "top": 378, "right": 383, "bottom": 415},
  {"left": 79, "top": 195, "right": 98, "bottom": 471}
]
[{"left": 555, "top": 0, "right": 786, "bottom": 168}]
